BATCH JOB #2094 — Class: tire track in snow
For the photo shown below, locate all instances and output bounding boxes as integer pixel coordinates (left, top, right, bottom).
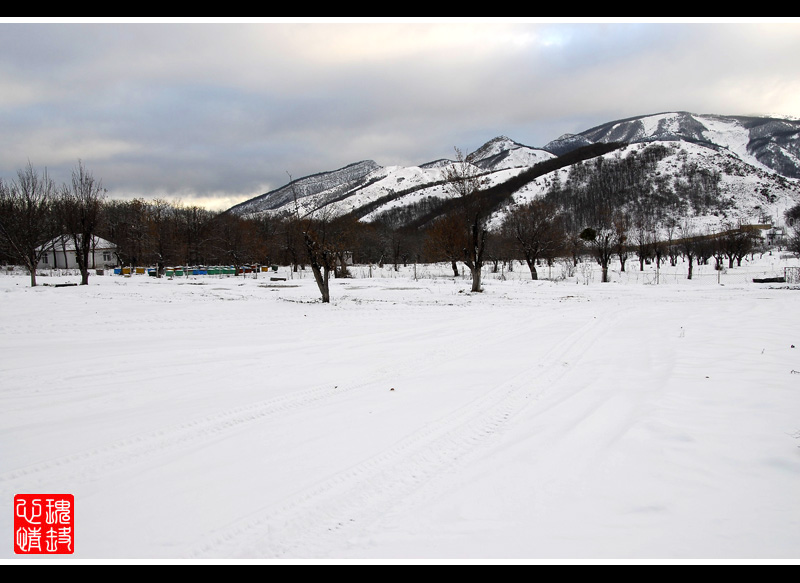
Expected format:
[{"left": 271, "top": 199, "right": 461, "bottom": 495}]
[
  {"left": 0, "top": 317, "right": 524, "bottom": 496},
  {"left": 0, "top": 308, "right": 548, "bottom": 494},
  {"left": 188, "top": 314, "right": 609, "bottom": 558}
]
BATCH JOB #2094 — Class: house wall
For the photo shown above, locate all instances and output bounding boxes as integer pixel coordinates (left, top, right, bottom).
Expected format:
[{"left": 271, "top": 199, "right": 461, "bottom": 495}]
[{"left": 38, "top": 247, "right": 117, "bottom": 270}]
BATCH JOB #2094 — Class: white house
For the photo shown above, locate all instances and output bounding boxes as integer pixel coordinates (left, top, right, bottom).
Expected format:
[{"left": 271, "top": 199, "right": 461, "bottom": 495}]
[
  {"left": 37, "top": 235, "right": 118, "bottom": 270},
  {"left": 766, "top": 226, "right": 787, "bottom": 246}
]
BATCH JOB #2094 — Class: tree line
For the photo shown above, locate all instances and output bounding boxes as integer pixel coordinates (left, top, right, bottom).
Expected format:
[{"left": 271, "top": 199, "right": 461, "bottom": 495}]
[
  {"left": 0, "top": 161, "right": 105, "bottom": 286},
  {"left": 1, "top": 153, "right": 795, "bottom": 302}
]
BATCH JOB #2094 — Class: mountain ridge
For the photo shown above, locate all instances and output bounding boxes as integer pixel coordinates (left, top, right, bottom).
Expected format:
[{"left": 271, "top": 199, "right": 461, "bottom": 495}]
[{"left": 228, "top": 112, "right": 800, "bottom": 230}]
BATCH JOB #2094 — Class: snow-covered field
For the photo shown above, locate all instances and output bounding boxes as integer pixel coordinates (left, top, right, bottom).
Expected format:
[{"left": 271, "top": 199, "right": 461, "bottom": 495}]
[{"left": 2, "top": 256, "right": 800, "bottom": 563}]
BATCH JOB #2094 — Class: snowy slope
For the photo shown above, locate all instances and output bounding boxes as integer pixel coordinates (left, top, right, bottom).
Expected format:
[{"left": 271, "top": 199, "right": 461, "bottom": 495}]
[
  {"left": 579, "top": 112, "right": 800, "bottom": 178},
  {"left": 232, "top": 138, "right": 552, "bottom": 223},
  {"left": 302, "top": 164, "right": 451, "bottom": 220},
  {"left": 229, "top": 160, "right": 384, "bottom": 217},
  {"left": 357, "top": 166, "right": 526, "bottom": 224},
  {"left": 469, "top": 136, "right": 555, "bottom": 171},
  {"left": 486, "top": 140, "right": 800, "bottom": 233}
]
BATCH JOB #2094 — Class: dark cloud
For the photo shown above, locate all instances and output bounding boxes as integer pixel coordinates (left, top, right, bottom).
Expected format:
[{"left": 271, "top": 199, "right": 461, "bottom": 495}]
[{"left": 1, "top": 19, "right": 798, "bottom": 210}]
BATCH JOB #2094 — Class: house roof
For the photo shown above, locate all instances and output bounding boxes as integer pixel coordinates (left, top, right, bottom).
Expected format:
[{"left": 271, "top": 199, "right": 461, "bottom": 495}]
[{"left": 39, "top": 234, "right": 117, "bottom": 252}]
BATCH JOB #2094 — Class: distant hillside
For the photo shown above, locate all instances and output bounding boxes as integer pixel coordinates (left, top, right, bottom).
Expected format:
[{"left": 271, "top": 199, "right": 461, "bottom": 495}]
[
  {"left": 228, "top": 160, "right": 382, "bottom": 217},
  {"left": 488, "top": 140, "right": 799, "bottom": 234},
  {"left": 227, "top": 111, "right": 800, "bottom": 232},
  {"left": 573, "top": 112, "right": 800, "bottom": 178}
]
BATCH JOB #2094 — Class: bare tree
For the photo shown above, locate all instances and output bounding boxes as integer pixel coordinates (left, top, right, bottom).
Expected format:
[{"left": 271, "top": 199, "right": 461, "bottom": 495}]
[
  {"left": 632, "top": 211, "right": 654, "bottom": 271},
  {"left": 300, "top": 212, "right": 338, "bottom": 302},
  {"left": 373, "top": 214, "right": 405, "bottom": 272},
  {"left": 147, "top": 198, "right": 179, "bottom": 275},
  {"left": 443, "top": 148, "right": 489, "bottom": 292},
  {"left": 176, "top": 204, "right": 214, "bottom": 267},
  {"left": 501, "top": 199, "right": 564, "bottom": 280},
  {"left": 279, "top": 214, "right": 305, "bottom": 272},
  {"left": 59, "top": 161, "right": 107, "bottom": 285},
  {"left": 485, "top": 227, "right": 515, "bottom": 275},
  {"left": 328, "top": 215, "right": 362, "bottom": 278},
  {"left": 0, "top": 163, "right": 60, "bottom": 286},
  {"left": 664, "top": 217, "right": 680, "bottom": 267},
  {"left": 786, "top": 202, "right": 800, "bottom": 230},
  {"left": 287, "top": 174, "right": 341, "bottom": 303},
  {"left": 787, "top": 205, "right": 800, "bottom": 256},
  {"left": 251, "top": 213, "right": 279, "bottom": 267},
  {"left": 721, "top": 223, "right": 758, "bottom": 268},
  {"left": 580, "top": 226, "right": 614, "bottom": 283},
  {"left": 630, "top": 198, "right": 661, "bottom": 272},
  {"left": 789, "top": 224, "right": 800, "bottom": 256},
  {"left": 579, "top": 206, "right": 617, "bottom": 283},
  {"left": 679, "top": 220, "right": 697, "bottom": 280},
  {"left": 562, "top": 215, "right": 586, "bottom": 268},
  {"left": 209, "top": 213, "right": 254, "bottom": 273},
  {"left": 423, "top": 212, "right": 466, "bottom": 277},
  {"left": 613, "top": 212, "right": 631, "bottom": 272},
  {"left": 100, "top": 198, "right": 148, "bottom": 267}
]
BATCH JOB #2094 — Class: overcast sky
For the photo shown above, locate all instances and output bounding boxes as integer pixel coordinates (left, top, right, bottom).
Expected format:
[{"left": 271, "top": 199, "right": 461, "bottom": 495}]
[{"left": 1, "top": 18, "right": 799, "bottom": 211}]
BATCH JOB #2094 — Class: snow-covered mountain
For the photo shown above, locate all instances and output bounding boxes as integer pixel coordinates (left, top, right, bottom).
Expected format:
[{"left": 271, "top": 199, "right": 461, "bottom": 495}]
[
  {"left": 487, "top": 140, "right": 799, "bottom": 234},
  {"left": 469, "top": 136, "right": 555, "bottom": 171},
  {"left": 228, "top": 160, "right": 383, "bottom": 216},
  {"left": 542, "top": 133, "right": 595, "bottom": 156},
  {"left": 570, "top": 111, "right": 800, "bottom": 178},
  {"left": 229, "top": 136, "right": 554, "bottom": 223},
  {"left": 228, "top": 112, "right": 800, "bottom": 229}
]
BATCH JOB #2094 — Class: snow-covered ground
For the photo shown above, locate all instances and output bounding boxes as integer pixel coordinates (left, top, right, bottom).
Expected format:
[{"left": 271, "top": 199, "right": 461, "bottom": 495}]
[{"left": 2, "top": 255, "right": 800, "bottom": 563}]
